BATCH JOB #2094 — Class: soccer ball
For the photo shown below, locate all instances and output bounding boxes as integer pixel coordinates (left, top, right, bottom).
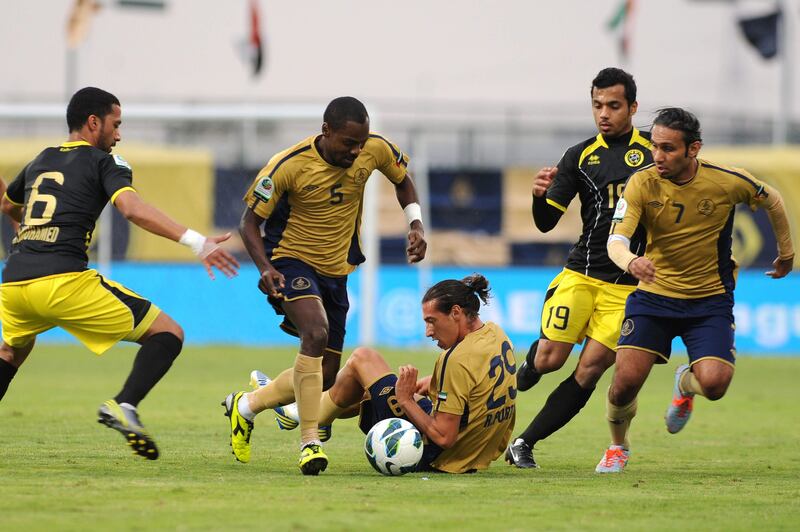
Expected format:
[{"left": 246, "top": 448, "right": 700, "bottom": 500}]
[{"left": 364, "top": 417, "right": 423, "bottom": 476}]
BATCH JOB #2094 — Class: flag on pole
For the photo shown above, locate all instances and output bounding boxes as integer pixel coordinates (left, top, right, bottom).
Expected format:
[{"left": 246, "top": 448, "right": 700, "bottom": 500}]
[
  {"left": 607, "top": 0, "right": 636, "bottom": 60},
  {"left": 248, "top": 0, "right": 264, "bottom": 76},
  {"left": 66, "top": 0, "right": 101, "bottom": 49},
  {"left": 738, "top": 10, "right": 781, "bottom": 60}
]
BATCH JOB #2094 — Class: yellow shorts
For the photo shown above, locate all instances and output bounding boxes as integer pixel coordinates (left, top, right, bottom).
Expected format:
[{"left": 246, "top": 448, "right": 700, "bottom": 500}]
[
  {"left": 0, "top": 269, "right": 161, "bottom": 355},
  {"left": 540, "top": 269, "right": 635, "bottom": 350}
]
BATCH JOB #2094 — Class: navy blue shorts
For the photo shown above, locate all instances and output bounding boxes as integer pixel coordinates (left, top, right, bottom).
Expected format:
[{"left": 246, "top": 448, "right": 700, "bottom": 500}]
[
  {"left": 267, "top": 258, "right": 349, "bottom": 354},
  {"left": 618, "top": 290, "right": 736, "bottom": 365},
  {"left": 358, "top": 374, "right": 441, "bottom": 471}
]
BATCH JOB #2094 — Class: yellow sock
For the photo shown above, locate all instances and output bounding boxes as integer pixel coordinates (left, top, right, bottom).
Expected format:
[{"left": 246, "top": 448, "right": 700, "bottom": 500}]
[
  {"left": 679, "top": 367, "right": 705, "bottom": 396},
  {"left": 318, "top": 390, "right": 347, "bottom": 426},
  {"left": 293, "top": 353, "right": 323, "bottom": 444},
  {"left": 606, "top": 391, "right": 637, "bottom": 449}
]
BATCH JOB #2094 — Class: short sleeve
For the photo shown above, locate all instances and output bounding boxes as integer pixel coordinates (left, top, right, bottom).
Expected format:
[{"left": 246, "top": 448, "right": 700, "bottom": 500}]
[
  {"left": 4, "top": 164, "right": 28, "bottom": 206},
  {"left": 610, "top": 171, "right": 645, "bottom": 238},
  {"left": 100, "top": 153, "right": 134, "bottom": 203},
  {"left": 728, "top": 167, "right": 767, "bottom": 210},
  {"left": 370, "top": 134, "right": 409, "bottom": 184},
  {"left": 243, "top": 157, "right": 289, "bottom": 219},
  {"left": 546, "top": 147, "right": 580, "bottom": 212},
  {"left": 434, "top": 358, "right": 475, "bottom": 416}
]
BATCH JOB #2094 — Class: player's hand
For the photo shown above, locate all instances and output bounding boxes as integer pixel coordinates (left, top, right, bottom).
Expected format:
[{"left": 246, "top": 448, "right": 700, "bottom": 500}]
[
  {"left": 258, "top": 265, "right": 285, "bottom": 297},
  {"left": 766, "top": 255, "right": 794, "bottom": 279},
  {"left": 199, "top": 233, "right": 240, "bottom": 280},
  {"left": 628, "top": 256, "right": 656, "bottom": 283},
  {"left": 407, "top": 222, "right": 427, "bottom": 263},
  {"left": 415, "top": 375, "right": 432, "bottom": 396},
  {"left": 395, "top": 365, "right": 419, "bottom": 405},
  {"left": 532, "top": 166, "right": 557, "bottom": 198}
]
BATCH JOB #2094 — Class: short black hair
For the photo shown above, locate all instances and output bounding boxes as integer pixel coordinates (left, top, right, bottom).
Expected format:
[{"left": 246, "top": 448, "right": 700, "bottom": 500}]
[
  {"left": 591, "top": 67, "right": 637, "bottom": 106},
  {"left": 66, "top": 87, "right": 120, "bottom": 132},
  {"left": 323, "top": 96, "right": 368, "bottom": 131},
  {"left": 422, "top": 274, "right": 491, "bottom": 319},
  {"left": 653, "top": 107, "right": 703, "bottom": 146}
]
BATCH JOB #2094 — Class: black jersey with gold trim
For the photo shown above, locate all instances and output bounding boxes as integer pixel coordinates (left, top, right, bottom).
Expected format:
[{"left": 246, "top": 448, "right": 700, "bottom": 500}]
[
  {"left": 546, "top": 128, "right": 652, "bottom": 284},
  {"left": 3, "top": 141, "right": 134, "bottom": 283}
]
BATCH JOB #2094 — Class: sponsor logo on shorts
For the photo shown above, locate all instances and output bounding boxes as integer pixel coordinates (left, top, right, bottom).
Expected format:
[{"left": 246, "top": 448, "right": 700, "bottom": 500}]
[
  {"left": 621, "top": 318, "right": 634, "bottom": 336},
  {"left": 697, "top": 199, "right": 716, "bottom": 216},
  {"left": 291, "top": 277, "right": 311, "bottom": 290},
  {"left": 378, "top": 386, "right": 393, "bottom": 396},
  {"left": 624, "top": 149, "right": 645, "bottom": 167},
  {"left": 353, "top": 167, "right": 370, "bottom": 185}
]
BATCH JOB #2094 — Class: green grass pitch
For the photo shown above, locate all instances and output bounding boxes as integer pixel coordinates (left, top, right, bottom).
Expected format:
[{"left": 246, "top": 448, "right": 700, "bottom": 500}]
[{"left": 1, "top": 344, "right": 799, "bottom": 531}]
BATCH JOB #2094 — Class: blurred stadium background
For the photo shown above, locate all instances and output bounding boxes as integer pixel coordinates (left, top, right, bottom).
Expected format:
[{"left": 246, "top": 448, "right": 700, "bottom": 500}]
[{"left": 1, "top": 0, "right": 799, "bottom": 352}]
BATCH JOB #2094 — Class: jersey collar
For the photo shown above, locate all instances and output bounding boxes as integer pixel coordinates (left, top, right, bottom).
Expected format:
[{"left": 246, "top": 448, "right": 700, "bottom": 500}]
[{"left": 60, "top": 140, "right": 92, "bottom": 148}]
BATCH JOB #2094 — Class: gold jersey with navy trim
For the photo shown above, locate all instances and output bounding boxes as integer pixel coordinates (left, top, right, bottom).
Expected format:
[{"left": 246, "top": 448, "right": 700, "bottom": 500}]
[
  {"left": 428, "top": 322, "right": 516, "bottom": 474},
  {"left": 3, "top": 141, "right": 135, "bottom": 283},
  {"left": 244, "top": 133, "right": 409, "bottom": 277},
  {"left": 611, "top": 158, "right": 769, "bottom": 299},
  {"left": 545, "top": 128, "right": 652, "bottom": 284}
]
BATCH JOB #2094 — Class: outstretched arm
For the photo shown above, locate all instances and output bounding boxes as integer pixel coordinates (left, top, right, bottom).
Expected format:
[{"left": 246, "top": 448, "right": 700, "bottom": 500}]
[
  {"left": 393, "top": 175, "right": 427, "bottom": 263},
  {"left": 760, "top": 184, "right": 794, "bottom": 278},
  {"left": 113, "top": 189, "right": 239, "bottom": 279}
]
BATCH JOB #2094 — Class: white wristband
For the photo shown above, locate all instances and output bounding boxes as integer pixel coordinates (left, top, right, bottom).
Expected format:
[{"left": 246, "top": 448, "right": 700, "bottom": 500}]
[
  {"left": 179, "top": 229, "right": 206, "bottom": 256},
  {"left": 404, "top": 202, "right": 423, "bottom": 226}
]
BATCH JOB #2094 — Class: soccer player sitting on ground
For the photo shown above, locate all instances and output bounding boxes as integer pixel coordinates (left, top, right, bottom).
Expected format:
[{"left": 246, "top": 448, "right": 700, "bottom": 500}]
[
  {"left": 0, "top": 87, "right": 239, "bottom": 460},
  {"left": 255, "top": 274, "right": 517, "bottom": 474},
  {"left": 506, "top": 67, "right": 651, "bottom": 468},
  {"left": 597, "top": 107, "right": 794, "bottom": 473},
  {"left": 223, "top": 96, "right": 427, "bottom": 475}
]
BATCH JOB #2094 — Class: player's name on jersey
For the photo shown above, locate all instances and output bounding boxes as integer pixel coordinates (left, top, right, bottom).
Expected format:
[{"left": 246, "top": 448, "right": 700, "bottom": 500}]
[{"left": 14, "top": 225, "right": 60, "bottom": 244}]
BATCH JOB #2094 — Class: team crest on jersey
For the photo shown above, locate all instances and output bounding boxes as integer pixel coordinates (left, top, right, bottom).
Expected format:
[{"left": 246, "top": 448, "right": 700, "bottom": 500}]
[
  {"left": 624, "top": 149, "right": 644, "bottom": 167},
  {"left": 353, "top": 167, "right": 370, "bottom": 185},
  {"left": 621, "top": 319, "right": 634, "bottom": 336},
  {"left": 697, "top": 199, "right": 716, "bottom": 216},
  {"left": 291, "top": 277, "right": 311, "bottom": 290},
  {"left": 587, "top": 154, "right": 601, "bottom": 165},
  {"left": 253, "top": 176, "right": 273, "bottom": 202},
  {"left": 612, "top": 198, "right": 627, "bottom": 222},
  {"left": 112, "top": 154, "right": 131, "bottom": 169}
]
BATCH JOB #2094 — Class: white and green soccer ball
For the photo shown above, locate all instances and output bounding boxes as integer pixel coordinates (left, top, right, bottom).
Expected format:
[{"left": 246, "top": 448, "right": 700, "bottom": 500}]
[{"left": 364, "top": 418, "right": 423, "bottom": 476}]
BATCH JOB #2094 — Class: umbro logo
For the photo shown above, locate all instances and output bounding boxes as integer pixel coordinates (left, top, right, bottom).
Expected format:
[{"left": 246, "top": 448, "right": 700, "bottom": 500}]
[
  {"left": 378, "top": 386, "right": 393, "bottom": 396},
  {"left": 647, "top": 200, "right": 664, "bottom": 208}
]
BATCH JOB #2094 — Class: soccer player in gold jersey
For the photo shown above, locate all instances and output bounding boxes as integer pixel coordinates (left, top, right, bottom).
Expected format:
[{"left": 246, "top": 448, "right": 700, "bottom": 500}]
[
  {"left": 597, "top": 107, "right": 794, "bottom": 473},
  {"left": 222, "top": 96, "right": 427, "bottom": 475},
  {"left": 308, "top": 274, "right": 516, "bottom": 473}
]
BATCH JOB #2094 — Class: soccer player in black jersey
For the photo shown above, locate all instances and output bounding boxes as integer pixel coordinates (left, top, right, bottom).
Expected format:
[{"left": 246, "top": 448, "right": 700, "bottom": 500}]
[
  {"left": 506, "top": 68, "right": 651, "bottom": 468},
  {"left": 0, "top": 87, "right": 239, "bottom": 460}
]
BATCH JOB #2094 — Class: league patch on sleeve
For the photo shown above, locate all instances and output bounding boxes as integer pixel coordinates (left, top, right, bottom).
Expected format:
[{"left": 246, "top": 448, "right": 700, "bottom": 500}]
[
  {"left": 112, "top": 154, "right": 132, "bottom": 170},
  {"left": 612, "top": 198, "right": 628, "bottom": 222},
  {"left": 253, "top": 176, "right": 273, "bottom": 202}
]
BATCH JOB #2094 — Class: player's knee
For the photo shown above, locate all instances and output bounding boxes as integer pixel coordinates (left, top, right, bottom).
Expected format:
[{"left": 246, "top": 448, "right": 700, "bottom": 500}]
[
  {"left": 701, "top": 380, "right": 730, "bottom": 401},
  {"left": 347, "top": 346, "right": 381, "bottom": 372},
  {"left": 608, "top": 382, "right": 636, "bottom": 406},
  {"left": 300, "top": 326, "right": 328, "bottom": 354}
]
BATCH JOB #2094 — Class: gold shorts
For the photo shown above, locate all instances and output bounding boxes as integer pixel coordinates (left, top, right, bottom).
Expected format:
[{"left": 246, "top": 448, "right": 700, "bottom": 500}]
[
  {"left": 540, "top": 269, "right": 634, "bottom": 350},
  {"left": 0, "top": 269, "right": 160, "bottom": 354}
]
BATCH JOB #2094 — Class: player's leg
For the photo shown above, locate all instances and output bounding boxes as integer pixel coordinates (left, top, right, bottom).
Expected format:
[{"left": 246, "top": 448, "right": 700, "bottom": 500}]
[
  {"left": 318, "top": 347, "right": 393, "bottom": 425},
  {"left": 510, "top": 338, "right": 614, "bottom": 468},
  {"left": 595, "top": 347, "right": 656, "bottom": 473},
  {"left": 665, "top": 314, "right": 736, "bottom": 433},
  {"left": 517, "top": 270, "right": 592, "bottom": 391},
  {"left": 0, "top": 340, "right": 35, "bottom": 401}
]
